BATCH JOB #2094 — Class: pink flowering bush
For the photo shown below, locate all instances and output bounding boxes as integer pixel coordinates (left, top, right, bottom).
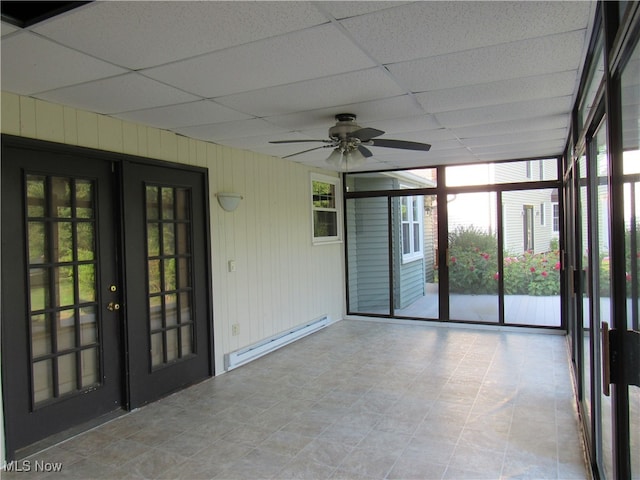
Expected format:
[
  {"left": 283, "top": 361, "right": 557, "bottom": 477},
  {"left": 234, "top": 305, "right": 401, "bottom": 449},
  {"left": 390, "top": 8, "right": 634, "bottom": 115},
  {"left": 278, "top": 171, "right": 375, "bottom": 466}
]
[{"left": 448, "top": 226, "right": 560, "bottom": 296}]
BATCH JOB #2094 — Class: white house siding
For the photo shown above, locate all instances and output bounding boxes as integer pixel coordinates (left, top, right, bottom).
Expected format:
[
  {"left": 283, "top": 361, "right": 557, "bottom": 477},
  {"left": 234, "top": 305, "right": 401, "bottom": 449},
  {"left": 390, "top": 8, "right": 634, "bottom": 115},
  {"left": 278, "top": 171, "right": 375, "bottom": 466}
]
[
  {"left": 503, "top": 189, "right": 557, "bottom": 254},
  {"left": 0, "top": 92, "right": 346, "bottom": 384}
]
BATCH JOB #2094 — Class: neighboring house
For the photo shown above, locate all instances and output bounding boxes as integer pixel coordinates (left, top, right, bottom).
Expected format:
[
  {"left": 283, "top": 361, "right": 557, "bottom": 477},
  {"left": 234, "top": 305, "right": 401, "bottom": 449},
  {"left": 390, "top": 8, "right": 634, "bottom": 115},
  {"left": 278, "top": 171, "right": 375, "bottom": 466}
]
[
  {"left": 448, "top": 159, "right": 561, "bottom": 255},
  {"left": 497, "top": 159, "right": 560, "bottom": 254}
]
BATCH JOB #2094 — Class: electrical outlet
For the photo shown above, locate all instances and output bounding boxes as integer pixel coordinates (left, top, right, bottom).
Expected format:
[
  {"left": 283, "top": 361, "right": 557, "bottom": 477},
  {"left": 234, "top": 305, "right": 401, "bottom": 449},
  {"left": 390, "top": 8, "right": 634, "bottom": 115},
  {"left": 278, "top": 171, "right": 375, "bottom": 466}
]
[{"left": 231, "top": 324, "right": 240, "bottom": 336}]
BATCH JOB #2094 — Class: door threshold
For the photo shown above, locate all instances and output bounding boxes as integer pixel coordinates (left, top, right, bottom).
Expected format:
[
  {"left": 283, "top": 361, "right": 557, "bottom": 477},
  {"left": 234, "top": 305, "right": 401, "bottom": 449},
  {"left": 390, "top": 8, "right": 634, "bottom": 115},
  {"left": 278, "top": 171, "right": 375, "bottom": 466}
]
[{"left": 14, "top": 409, "right": 126, "bottom": 460}]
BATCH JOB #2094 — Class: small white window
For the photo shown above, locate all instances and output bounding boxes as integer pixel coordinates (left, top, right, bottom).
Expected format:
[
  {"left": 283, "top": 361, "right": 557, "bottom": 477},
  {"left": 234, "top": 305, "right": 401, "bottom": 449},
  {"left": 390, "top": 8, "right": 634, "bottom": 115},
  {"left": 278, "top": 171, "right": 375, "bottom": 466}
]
[
  {"left": 540, "top": 202, "right": 546, "bottom": 226},
  {"left": 401, "top": 195, "right": 423, "bottom": 263},
  {"left": 311, "top": 173, "right": 342, "bottom": 244},
  {"left": 552, "top": 202, "right": 560, "bottom": 233}
]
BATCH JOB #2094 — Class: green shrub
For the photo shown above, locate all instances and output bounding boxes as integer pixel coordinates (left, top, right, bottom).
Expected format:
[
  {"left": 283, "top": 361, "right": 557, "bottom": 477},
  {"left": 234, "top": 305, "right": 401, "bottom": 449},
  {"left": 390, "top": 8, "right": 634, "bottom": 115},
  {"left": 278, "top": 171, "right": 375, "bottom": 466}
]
[{"left": 447, "top": 226, "right": 560, "bottom": 296}]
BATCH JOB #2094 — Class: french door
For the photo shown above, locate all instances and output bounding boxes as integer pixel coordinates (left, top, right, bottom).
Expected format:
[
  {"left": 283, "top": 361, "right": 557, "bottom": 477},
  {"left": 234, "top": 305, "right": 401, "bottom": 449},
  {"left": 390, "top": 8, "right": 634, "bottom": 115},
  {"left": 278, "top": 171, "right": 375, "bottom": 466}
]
[
  {"left": 1, "top": 138, "right": 212, "bottom": 459},
  {"left": 122, "top": 161, "right": 211, "bottom": 408}
]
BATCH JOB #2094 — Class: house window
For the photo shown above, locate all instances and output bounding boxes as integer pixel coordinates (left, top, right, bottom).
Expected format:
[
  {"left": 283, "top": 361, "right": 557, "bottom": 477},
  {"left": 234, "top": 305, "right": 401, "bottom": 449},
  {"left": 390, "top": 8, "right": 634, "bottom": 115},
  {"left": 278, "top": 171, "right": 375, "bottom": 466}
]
[
  {"left": 526, "top": 161, "right": 532, "bottom": 179},
  {"left": 311, "top": 173, "right": 341, "bottom": 244},
  {"left": 401, "top": 195, "right": 423, "bottom": 262},
  {"left": 540, "top": 202, "right": 546, "bottom": 226},
  {"left": 552, "top": 202, "right": 560, "bottom": 233}
]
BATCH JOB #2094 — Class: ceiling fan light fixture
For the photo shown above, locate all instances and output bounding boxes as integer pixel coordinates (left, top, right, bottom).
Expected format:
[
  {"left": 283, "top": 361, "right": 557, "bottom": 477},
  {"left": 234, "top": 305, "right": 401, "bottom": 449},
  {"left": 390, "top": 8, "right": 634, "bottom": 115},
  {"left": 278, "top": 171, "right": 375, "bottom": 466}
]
[
  {"left": 326, "top": 148, "right": 344, "bottom": 168},
  {"left": 326, "top": 146, "right": 366, "bottom": 171}
]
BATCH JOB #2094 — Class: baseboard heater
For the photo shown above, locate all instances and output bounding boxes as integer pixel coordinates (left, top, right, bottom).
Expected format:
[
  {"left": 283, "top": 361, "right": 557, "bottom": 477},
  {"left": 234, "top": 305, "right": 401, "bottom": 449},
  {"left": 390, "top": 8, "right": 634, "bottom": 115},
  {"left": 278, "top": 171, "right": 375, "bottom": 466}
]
[{"left": 224, "top": 315, "right": 330, "bottom": 371}]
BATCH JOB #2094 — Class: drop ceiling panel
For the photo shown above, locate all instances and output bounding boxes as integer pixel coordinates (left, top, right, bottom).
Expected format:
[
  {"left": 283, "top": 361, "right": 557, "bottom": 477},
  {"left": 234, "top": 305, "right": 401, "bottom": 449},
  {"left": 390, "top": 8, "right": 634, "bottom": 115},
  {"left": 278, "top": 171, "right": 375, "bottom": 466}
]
[
  {"left": 1, "top": 31, "right": 127, "bottom": 95},
  {"left": 340, "top": 1, "right": 591, "bottom": 65},
  {"left": 31, "top": 1, "right": 329, "bottom": 69},
  {"left": 114, "top": 100, "right": 252, "bottom": 130},
  {"left": 366, "top": 115, "right": 443, "bottom": 135},
  {"left": 215, "top": 69, "right": 406, "bottom": 118},
  {"left": 175, "top": 118, "right": 287, "bottom": 143},
  {"left": 318, "top": 1, "right": 410, "bottom": 20},
  {"left": 264, "top": 95, "right": 424, "bottom": 131},
  {"left": 464, "top": 129, "right": 567, "bottom": 149},
  {"left": 451, "top": 115, "right": 570, "bottom": 138},
  {"left": 435, "top": 96, "right": 573, "bottom": 128},
  {"left": 388, "top": 31, "right": 586, "bottom": 93},
  {"left": 36, "top": 73, "right": 199, "bottom": 115},
  {"left": 415, "top": 71, "right": 578, "bottom": 113},
  {"left": 142, "top": 24, "right": 376, "bottom": 99}
]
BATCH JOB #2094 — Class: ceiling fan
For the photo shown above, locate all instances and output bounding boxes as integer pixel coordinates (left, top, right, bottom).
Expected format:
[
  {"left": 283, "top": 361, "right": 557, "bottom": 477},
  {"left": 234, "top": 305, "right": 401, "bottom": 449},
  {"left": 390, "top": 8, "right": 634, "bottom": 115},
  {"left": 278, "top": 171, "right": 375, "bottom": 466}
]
[{"left": 269, "top": 113, "right": 431, "bottom": 170}]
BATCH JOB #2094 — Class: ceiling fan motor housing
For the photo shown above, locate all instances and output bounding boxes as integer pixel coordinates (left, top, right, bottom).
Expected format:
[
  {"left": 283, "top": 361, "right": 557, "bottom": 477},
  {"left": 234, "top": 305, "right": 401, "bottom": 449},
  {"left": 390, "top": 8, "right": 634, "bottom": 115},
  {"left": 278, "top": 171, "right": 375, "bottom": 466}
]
[{"left": 329, "top": 113, "right": 361, "bottom": 141}]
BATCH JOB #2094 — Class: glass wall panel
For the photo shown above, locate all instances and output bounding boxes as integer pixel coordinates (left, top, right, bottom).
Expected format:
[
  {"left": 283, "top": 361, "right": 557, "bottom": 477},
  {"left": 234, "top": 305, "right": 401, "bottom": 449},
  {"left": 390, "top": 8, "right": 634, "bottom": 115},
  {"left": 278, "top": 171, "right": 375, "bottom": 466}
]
[
  {"left": 446, "top": 159, "right": 558, "bottom": 187},
  {"left": 502, "top": 189, "right": 561, "bottom": 326},
  {"left": 621, "top": 37, "right": 640, "bottom": 479},
  {"left": 447, "top": 192, "right": 499, "bottom": 322},
  {"left": 579, "top": 154, "right": 592, "bottom": 440},
  {"left": 393, "top": 194, "right": 438, "bottom": 319},
  {"left": 346, "top": 197, "right": 390, "bottom": 315},
  {"left": 579, "top": 32, "right": 604, "bottom": 131},
  {"left": 345, "top": 168, "right": 436, "bottom": 192},
  {"left": 592, "top": 123, "right": 614, "bottom": 480}
]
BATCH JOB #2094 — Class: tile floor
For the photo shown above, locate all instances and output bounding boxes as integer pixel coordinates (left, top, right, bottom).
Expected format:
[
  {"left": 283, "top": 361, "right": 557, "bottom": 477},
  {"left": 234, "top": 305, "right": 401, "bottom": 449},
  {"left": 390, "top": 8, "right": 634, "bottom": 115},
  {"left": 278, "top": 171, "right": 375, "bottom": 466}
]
[{"left": 4, "top": 320, "right": 589, "bottom": 479}]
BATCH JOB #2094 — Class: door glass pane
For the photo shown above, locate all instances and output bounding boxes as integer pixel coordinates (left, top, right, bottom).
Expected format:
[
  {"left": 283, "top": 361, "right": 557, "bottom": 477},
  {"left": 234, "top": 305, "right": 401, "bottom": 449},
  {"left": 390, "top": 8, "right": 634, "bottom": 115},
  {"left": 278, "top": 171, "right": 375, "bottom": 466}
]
[
  {"left": 503, "top": 189, "right": 561, "bottom": 326},
  {"left": 33, "top": 360, "right": 53, "bottom": 404},
  {"left": 28, "top": 222, "right": 47, "bottom": 263},
  {"left": 622, "top": 39, "right": 640, "bottom": 479},
  {"left": 393, "top": 195, "right": 438, "bottom": 319},
  {"left": 448, "top": 192, "right": 499, "bottom": 322},
  {"left": 81, "top": 348, "right": 99, "bottom": 387},
  {"left": 76, "top": 223, "right": 94, "bottom": 261},
  {"left": 593, "top": 123, "right": 614, "bottom": 480},
  {"left": 31, "top": 313, "right": 51, "bottom": 356},
  {"left": 75, "top": 179, "right": 93, "bottom": 218},
  {"left": 346, "top": 197, "right": 390, "bottom": 315},
  {"left": 579, "top": 154, "right": 592, "bottom": 438},
  {"left": 55, "top": 266, "right": 74, "bottom": 307},
  {"left": 78, "top": 264, "right": 95, "bottom": 303},
  {"left": 79, "top": 307, "right": 97, "bottom": 345},
  {"left": 30, "top": 267, "right": 49, "bottom": 310},
  {"left": 51, "top": 177, "right": 71, "bottom": 218},
  {"left": 26, "top": 176, "right": 46, "bottom": 217},
  {"left": 58, "top": 353, "right": 77, "bottom": 395},
  {"left": 56, "top": 310, "right": 75, "bottom": 351},
  {"left": 161, "top": 187, "right": 174, "bottom": 220},
  {"left": 624, "top": 181, "right": 640, "bottom": 480},
  {"left": 55, "top": 221, "right": 73, "bottom": 262},
  {"left": 146, "top": 185, "right": 194, "bottom": 368},
  {"left": 25, "top": 175, "right": 101, "bottom": 405},
  {"left": 163, "top": 223, "right": 175, "bottom": 255}
]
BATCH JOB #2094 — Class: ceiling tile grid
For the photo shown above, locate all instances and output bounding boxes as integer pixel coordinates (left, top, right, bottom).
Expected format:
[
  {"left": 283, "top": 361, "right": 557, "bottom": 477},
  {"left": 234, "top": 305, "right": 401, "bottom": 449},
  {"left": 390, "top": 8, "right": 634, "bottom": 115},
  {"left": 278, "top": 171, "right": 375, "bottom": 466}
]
[{"left": 0, "top": 1, "right": 596, "bottom": 171}]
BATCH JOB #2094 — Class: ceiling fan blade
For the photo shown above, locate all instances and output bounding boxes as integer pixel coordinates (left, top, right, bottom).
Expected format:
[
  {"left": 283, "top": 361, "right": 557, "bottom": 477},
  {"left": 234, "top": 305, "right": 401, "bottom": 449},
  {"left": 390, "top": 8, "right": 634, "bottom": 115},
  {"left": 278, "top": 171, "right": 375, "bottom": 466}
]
[
  {"left": 269, "top": 139, "right": 332, "bottom": 144},
  {"left": 358, "top": 145, "right": 373, "bottom": 158},
  {"left": 351, "top": 127, "right": 385, "bottom": 141},
  {"left": 370, "top": 139, "right": 431, "bottom": 151},
  {"left": 282, "top": 145, "right": 333, "bottom": 159}
]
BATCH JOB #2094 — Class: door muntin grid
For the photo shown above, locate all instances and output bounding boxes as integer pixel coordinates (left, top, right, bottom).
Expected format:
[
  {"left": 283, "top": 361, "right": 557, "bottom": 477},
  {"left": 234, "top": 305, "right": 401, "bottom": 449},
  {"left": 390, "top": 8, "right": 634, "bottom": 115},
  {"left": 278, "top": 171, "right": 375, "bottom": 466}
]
[
  {"left": 25, "top": 174, "right": 101, "bottom": 407},
  {"left": 145, "top": 185, "right": 195, "bottom": 369}
]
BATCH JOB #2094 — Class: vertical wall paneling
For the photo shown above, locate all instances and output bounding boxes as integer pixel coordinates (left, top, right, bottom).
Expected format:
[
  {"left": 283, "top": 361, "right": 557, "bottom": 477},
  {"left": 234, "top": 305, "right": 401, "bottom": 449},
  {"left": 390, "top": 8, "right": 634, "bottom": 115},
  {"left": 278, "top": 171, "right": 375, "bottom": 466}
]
[{"left": 1, "top": 94, "right": 346, "bottom": 378}]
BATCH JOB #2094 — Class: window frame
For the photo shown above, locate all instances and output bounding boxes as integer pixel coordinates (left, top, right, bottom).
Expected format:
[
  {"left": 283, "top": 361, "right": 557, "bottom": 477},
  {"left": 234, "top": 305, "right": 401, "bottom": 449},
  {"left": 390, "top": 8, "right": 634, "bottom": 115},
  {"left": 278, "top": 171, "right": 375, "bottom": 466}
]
[
  {"left": 552, "top": 202, "right": 560, "bottom": 233},
  {"left": 310, "top": 173, "right": 342, "bottom": 245},
  {"left": 400, "top": 194, "right": 424, "bottom": 263}
]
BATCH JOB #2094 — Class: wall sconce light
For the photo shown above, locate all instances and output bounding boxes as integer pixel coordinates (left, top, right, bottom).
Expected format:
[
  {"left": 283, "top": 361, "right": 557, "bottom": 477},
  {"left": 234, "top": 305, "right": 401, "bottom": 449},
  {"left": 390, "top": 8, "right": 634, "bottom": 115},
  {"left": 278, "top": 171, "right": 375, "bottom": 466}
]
[{"left": 216, "top": 192, "right": 243, "bottom": 212}]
